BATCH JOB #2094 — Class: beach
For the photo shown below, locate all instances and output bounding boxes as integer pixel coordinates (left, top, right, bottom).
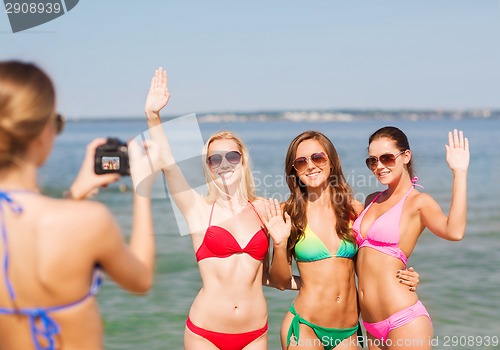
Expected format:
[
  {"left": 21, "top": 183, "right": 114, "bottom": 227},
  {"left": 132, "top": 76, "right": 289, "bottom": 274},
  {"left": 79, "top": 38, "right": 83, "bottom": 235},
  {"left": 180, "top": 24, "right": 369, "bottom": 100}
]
[{"left": 40, "top": 117, "right": 500, "bottom": 350}]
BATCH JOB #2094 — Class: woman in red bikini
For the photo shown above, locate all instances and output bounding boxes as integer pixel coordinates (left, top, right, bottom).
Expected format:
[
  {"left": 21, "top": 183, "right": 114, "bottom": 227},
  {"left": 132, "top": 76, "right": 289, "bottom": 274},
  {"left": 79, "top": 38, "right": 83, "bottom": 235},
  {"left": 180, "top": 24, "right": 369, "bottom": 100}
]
[
  {"left": 354, "top": 126, "right": 469, "bottom": 349},
  {"left": 144, "top": 67, "right": 294, "bottom": 350}
]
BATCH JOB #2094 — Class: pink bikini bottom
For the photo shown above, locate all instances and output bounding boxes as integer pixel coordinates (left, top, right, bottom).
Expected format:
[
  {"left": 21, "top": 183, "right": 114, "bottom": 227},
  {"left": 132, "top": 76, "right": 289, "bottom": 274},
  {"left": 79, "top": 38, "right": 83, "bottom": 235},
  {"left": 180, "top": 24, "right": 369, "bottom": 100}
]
[{"left": 363, "top": 300, "right": 432, "bottom": 340}]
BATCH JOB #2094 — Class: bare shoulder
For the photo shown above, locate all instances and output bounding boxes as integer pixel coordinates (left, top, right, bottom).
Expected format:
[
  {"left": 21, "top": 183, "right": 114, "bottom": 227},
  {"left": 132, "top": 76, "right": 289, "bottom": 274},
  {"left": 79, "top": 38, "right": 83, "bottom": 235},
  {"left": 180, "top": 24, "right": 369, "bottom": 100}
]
[
  {"left": 40, "top": 197, "right": 116, "bottom": 236},
  {"left": 251, "top": 197, "right": 268, "bottom": 211},
  {"left": 351, "top": 199, "right": 364, "bottom": 215},
  {"left": 364, "top": 192, "right": 381, "bottom": 207},
  {"left": 63, "top": 198, "right": 112, "bottom": 219},
  {"left": 252, "top": 196, "right": 286, "bottom": 211},
  {"left": 408, "top": 190, "right": 437, "bottom": 210}
]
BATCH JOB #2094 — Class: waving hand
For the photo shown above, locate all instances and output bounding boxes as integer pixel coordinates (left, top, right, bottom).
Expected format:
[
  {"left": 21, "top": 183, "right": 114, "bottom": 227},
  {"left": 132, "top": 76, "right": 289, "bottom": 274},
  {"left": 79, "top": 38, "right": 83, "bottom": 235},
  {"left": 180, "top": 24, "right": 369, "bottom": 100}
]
[
  {"left": 261, "top": 198, "right": 291, "bottom": 247},
  {"left": 145, "top": 67, "right": 170, "bottom": 119},
  {"left": 445, "top": 129, "right": 469, "bottom": 174}
]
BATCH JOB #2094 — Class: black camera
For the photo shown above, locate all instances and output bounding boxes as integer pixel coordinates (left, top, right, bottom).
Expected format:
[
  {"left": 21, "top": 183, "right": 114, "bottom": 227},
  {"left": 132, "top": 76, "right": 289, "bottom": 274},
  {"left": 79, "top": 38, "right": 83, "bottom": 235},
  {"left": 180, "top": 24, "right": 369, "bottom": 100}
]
[{"left": 94, "top": 138, "right": 130, "bottom": 176}]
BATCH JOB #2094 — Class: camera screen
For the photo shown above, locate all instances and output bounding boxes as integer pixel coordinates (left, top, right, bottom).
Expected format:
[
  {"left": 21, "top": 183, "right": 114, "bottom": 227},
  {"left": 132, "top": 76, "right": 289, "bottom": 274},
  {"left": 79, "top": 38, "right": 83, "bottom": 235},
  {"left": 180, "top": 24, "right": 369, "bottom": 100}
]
[{"left": 102, "top": 156, "right": 120, "bottom": 170}]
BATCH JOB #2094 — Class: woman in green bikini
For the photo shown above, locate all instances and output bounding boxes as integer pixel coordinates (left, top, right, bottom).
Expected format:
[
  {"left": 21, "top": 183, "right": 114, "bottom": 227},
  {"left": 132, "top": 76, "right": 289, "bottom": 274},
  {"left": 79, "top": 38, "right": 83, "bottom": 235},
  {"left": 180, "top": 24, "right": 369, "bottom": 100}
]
[{"left": 263, "top": 131, "right": 419, "bottom": 350}]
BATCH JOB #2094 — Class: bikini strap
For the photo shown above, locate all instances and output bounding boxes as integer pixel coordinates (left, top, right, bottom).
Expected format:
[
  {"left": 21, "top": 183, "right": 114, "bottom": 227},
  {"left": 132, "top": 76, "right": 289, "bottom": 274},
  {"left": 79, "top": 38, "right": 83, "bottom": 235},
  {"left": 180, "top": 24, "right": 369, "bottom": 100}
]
[
  {"left": 398, "top": 177, "right": 423, "bottom": 202},
  {"left": 89, "top": 267, "right": 103, "bottom": 295},
  {"left": 28, "top": 309, "right": 60, "bottom": 350},
  {"left": 370, "top": 191, "right": 386, "bottom": 204},
  {"left": 411, "top": 176, "right": 424, "bottom": 189},
  {"left": 0, "top": 191, "right": 25, "bottom": 301},
  {"left": 247, "top": 201, "right": 266, "bottom": 227},
  {"left": 208, "top": 202, "right": 216, "bottom": 226},
  {"left": 372, "top": 177, "right": 422, "bottom": 205},
  {"left": 287, "top": 304, "right": 301, "bottom": 346},
  {"left": 0, "top": 190, "right": 100, "bottom": 350},
  {"left": 0, "top": 266, "right": 103, "bottom": 350}
]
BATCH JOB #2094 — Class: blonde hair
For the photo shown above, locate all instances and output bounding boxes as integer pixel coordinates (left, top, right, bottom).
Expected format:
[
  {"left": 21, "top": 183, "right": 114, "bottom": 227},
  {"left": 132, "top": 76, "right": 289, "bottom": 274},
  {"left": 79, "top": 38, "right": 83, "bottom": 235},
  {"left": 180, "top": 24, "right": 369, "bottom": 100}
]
[
  {"left": 202, "top": 131, "right": 256, "bottom": 203},
  {"left": 0, "top": 61, "right": 56, "bottom": 169}
]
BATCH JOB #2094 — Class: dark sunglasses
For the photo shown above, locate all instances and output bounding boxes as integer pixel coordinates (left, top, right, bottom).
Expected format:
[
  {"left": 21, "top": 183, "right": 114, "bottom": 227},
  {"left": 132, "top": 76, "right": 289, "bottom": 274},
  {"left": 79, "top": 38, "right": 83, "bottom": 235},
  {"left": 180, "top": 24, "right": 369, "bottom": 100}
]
[
  {"left": 55, "top": 114, "right": 65, "bottom": 135},
  {"left": 207, "top": 151, "right": 242, "bottom": 169},
  {"left": 293, "top": 152, "right": 328, "bottom": 172},
  {"left": 365, "top": 150, "right": 406, "bottom": 170}
]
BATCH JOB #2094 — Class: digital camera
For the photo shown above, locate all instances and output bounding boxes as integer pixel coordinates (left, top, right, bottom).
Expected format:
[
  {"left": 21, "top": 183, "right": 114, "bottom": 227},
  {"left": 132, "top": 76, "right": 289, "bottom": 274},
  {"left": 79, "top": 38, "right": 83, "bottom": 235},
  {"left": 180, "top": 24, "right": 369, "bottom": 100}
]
[{"left": 94, "top": 138, "right": 130, "bottom": 176}]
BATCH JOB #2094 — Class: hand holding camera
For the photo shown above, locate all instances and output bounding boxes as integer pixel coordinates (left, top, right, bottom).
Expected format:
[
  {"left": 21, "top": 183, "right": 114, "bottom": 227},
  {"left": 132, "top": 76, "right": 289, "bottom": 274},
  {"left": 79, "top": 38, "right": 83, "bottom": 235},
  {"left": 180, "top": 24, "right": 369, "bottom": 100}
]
[
  {"left": 68, "top": 137, "right": 161, "bottom": 200},
  {"left": 68, "top": 138, "right": 122, "bottom": 199},
  {"left": 94, "top": 138, "right": 130, "bottom": 176}
]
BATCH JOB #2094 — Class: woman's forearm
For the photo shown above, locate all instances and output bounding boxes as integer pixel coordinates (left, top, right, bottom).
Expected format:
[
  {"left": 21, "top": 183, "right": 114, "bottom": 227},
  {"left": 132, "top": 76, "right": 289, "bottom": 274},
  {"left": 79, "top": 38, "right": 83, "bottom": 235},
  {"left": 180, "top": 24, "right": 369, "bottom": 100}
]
[{"left": 446, "top": 171, "right": 467, "bottom": 240}]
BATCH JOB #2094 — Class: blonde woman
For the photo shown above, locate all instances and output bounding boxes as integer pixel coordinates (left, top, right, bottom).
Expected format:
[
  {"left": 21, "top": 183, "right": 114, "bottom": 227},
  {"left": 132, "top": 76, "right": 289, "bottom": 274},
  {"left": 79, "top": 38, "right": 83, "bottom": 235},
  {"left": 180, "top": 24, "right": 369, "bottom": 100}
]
[{"left": 145, "top": 67, "right": 301, "bottom": 350}]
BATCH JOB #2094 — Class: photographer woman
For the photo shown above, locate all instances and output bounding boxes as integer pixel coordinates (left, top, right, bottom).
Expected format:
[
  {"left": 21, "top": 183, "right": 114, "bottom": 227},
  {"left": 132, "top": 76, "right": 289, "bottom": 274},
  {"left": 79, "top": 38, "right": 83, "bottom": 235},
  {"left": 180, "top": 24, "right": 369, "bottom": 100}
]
[{"left": 0, "top": 61, "right": 161, "bottom": 350}]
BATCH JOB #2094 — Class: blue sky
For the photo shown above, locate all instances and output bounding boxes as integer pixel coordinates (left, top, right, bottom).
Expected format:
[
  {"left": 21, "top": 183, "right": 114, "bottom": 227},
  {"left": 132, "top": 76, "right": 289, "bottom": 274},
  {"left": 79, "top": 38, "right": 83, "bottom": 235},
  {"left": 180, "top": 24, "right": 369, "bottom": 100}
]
[{"left": 1, "top": 0, "right": 499, "bottom": 117}]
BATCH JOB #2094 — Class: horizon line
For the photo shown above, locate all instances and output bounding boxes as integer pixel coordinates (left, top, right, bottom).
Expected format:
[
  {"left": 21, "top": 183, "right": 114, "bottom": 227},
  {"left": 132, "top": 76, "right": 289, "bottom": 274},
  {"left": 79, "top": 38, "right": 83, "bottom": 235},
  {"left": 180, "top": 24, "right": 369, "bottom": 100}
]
[{"left": 64, "top": 107, "right": 500, "bottom": 120}]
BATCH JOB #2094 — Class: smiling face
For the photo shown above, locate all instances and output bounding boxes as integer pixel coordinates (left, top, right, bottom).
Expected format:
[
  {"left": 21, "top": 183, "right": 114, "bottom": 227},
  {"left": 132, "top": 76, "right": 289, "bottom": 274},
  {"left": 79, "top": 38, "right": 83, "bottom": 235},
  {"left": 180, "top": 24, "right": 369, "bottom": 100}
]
[
  {"left": 367, "top": 137, "right": 411, "bottom": 185},
  {"left": 207, "top": 138, "right": 243, "bottom": 189},
  {"left": 294, "top": 139, "right": 331, "bottom": 189}
]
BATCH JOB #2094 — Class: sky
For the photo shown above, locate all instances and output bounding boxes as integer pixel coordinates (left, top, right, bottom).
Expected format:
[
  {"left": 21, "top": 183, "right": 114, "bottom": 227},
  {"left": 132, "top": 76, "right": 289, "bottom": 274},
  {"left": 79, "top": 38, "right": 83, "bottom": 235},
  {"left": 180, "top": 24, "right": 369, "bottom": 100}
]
[{"left": 1, "top": 0, "right": 499, "bottom": 118}]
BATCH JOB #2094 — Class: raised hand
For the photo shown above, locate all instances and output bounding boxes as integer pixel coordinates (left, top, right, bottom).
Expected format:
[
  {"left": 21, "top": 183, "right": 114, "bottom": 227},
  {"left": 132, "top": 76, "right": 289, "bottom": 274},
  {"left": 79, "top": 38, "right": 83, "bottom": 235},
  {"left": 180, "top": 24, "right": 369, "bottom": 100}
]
[
  {"left": 145, "top": 67, "right": 170, "bottom": 119},
  {"left": 261, "top": 198, "right": 291, "bottom": 247},
  {"left": 445, "top": 129, "right": 470, "bottom": 174}
]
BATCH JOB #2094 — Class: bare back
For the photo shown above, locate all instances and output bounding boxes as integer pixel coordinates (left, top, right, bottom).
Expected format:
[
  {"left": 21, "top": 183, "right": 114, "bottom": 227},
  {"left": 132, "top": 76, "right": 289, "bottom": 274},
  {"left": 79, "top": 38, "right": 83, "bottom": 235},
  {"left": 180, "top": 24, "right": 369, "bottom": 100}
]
[{"left": 0, "top": 192, "right": 116, "bottom": 350}]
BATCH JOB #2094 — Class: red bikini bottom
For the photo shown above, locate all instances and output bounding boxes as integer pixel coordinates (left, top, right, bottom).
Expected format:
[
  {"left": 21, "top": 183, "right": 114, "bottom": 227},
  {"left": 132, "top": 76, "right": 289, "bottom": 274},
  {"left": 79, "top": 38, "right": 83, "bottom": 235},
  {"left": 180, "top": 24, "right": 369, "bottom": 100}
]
[{"left": 186, "top": 317, "right": 268, "bottom": 350}]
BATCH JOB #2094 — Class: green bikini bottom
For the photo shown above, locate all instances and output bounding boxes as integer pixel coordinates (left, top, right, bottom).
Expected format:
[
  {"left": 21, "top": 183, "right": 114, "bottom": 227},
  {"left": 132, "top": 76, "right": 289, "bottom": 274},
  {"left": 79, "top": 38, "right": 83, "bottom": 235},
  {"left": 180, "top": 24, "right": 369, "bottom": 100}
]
[{"left": 287, "top": 304, "right": 362, "bottom": 350}]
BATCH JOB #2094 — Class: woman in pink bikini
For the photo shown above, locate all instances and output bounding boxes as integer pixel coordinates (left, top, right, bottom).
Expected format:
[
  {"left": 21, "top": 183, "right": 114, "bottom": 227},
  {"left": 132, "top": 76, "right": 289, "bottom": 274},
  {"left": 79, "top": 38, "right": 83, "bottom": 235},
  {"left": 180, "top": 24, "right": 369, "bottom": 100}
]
[
  {"left": 262, "top": 130, "right": 420, "bottom": 350},
  {"left": 353, "top": 126, "right": 469, "bottom": 349},
  {"left": 144, "top": 67, "right": 298, "bottom": 350}
]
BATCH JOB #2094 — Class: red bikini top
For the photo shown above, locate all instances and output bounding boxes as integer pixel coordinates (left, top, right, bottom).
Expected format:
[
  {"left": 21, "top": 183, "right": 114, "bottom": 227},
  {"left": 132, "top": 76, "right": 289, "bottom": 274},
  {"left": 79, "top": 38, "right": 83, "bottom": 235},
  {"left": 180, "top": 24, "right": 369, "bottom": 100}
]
[{"left": 195, "top": 201, "right": 269, "bottom": 262}]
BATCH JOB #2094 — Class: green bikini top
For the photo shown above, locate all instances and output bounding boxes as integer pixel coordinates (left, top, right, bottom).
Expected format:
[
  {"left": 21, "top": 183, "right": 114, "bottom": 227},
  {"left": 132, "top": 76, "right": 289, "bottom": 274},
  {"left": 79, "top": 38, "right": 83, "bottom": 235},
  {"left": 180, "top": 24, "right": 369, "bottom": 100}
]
[{"left": 294, "top": 224, "right": 358, "bottom": 262}]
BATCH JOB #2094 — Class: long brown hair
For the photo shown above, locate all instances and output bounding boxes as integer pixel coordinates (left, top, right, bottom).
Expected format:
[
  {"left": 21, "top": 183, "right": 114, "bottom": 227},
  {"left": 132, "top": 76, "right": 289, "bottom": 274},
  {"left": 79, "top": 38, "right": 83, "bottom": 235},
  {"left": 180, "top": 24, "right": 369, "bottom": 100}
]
[
  {"left": 0, "top": 61, "right": 56, "bottom": 169},
  {"left": 283, "top": 131, "right": 357, "bottom": 253}
]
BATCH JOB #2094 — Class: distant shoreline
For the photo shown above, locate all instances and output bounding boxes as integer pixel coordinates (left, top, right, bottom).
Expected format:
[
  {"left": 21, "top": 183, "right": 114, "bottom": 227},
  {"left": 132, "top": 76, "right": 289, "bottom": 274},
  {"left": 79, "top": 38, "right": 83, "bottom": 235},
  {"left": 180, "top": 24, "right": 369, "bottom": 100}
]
[{"left": 64, "top": 109, "right": 500, "bottom": 123}]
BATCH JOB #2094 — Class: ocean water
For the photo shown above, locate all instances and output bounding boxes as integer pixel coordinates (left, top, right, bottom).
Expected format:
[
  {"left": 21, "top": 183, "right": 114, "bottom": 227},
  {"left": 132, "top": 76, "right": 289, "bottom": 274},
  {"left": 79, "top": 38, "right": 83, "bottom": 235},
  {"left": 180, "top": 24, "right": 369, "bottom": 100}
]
[{"left": 39, "top": 118, "right": 500, "bottom": 350}]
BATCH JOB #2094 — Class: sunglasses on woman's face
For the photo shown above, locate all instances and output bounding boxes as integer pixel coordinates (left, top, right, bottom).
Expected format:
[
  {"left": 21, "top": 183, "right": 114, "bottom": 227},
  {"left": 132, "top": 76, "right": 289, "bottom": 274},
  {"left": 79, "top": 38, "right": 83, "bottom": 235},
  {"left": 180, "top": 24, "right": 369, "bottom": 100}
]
[
  {"left": 293, "top": 152, "right": 328, "bottom": 172},
  {"left": 365, "top": 150, "right": 406, "bottom": 170},
  {"left": 55, "top": 114, "right": 65, "bottom": 135},
  {"left": 207, "top": 151, "right": 242, "bottom": 169}
]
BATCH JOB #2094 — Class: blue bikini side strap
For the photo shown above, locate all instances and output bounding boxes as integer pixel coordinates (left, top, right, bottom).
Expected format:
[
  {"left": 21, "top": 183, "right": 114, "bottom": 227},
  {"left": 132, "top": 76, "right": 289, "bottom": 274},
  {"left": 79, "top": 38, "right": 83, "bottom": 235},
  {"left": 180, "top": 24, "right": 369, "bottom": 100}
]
[
  {"left": 0, "top": 268, "right": 103, "bottom": 350},
  {"left": 0, "top": 190, "right": 31, "bottom": 300},
  {"left": 0, "top": 190, "right": 103, "bottom": 350}
]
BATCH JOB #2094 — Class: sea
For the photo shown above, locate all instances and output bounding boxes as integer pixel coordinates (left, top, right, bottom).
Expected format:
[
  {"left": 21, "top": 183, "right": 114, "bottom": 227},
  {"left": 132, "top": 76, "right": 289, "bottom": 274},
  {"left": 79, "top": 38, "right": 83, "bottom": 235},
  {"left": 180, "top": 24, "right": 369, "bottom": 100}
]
[{"left": 39, "top": 116, "right": 500, "bottom": 350}]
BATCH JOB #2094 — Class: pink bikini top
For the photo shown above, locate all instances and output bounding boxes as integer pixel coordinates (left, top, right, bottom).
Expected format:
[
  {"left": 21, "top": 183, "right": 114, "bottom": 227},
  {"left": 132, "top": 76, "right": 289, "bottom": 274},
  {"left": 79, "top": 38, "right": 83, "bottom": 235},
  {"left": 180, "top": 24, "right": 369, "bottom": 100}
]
[
  {"left": 353, "top": 184, "right": 417, "bottom": 266},
  {"left": 195, "top": 202, "right": 268, "bottom": 262}
]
